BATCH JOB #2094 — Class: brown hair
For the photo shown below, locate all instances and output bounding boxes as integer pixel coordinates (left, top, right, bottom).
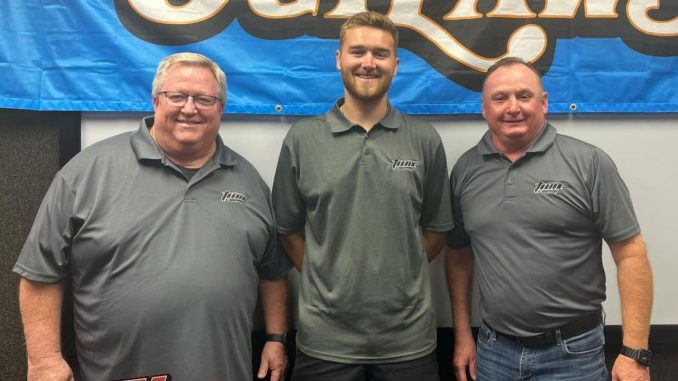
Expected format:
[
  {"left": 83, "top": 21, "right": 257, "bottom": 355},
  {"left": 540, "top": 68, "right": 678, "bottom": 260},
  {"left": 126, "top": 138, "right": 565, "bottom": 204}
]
[{"left": 339, "top": 11, "right": 399, "bottom": 51}]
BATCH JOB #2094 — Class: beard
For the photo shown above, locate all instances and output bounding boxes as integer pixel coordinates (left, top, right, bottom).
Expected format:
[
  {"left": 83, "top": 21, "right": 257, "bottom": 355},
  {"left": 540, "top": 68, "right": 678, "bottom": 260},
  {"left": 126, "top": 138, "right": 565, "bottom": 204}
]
[{"left": 341, "top": 69, "right": 393, "bottom": 103}]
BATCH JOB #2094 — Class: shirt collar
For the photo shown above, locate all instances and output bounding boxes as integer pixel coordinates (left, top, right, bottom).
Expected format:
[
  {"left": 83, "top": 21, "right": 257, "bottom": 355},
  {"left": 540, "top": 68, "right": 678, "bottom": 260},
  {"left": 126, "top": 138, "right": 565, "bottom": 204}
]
[
  {"left": 478, "top": 121, "right": 556, "bottom": 156},
  {"left": 326, "top": 98, "right": 401, "bottom": 133}
]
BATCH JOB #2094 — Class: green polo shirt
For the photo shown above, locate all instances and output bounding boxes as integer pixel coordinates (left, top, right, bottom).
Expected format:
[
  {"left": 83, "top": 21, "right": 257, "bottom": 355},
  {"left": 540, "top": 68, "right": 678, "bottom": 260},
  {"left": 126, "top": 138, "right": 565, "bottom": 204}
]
[
  {"left": 448, "top": 123, "right": 640, "bottom": 336},
  {"left": 273, "top": 101, "right": 453, "bottom": 363},
  {"left": 14, "top": 116, "right": 291, "bottom": 381}
]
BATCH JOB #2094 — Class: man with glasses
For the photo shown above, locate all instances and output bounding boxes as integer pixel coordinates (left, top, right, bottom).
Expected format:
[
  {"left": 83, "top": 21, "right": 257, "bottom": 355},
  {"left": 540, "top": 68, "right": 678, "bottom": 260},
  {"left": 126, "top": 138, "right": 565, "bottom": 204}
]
[{"left": 14, "top": 52, "right": 292, "bottom": 381}]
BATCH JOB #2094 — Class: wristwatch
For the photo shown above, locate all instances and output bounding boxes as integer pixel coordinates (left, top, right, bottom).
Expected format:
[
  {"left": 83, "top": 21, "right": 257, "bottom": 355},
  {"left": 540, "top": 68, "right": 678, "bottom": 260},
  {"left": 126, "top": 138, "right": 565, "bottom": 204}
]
[
  {"left": 266, "top": 332, "right": 288, "bottom": 346},
  {"left": 620, "top": 345, "right": 652, "bottom": 367}
]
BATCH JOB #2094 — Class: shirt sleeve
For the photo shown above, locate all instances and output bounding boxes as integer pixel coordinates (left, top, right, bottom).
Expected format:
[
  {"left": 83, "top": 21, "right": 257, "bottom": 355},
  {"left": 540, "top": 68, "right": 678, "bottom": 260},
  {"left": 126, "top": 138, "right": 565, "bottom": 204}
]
[
  {"left": 13, "top": 172, "right": 77, "bottom": 282},
  {"left": 588, "top": 147, "right": 641, "bottom": 242},
  {"left": 447, "top": 164, "right": 471, "bottom": 249},
  {"left": 420, "top": 138, "right": 454, "bottom": 231},
  {"left": 255, "top": 181, "right": 293, "bottom": 280},
  {"left": 272, "top": 134, "right": 306, "bottom": 235}
]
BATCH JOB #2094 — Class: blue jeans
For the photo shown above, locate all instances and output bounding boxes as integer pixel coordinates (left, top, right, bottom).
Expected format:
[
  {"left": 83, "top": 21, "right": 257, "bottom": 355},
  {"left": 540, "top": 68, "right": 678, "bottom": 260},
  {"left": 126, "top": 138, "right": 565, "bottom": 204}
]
[{"left": 476, "top": 321, "right": 608, "bottom": 381}]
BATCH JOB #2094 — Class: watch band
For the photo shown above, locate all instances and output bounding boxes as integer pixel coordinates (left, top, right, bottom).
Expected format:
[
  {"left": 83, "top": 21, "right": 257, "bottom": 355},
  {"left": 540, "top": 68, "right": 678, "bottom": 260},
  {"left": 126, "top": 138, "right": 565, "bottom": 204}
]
[
  {"left": 620, "top": 345, "right": 652, "bottom": 367},
  {"left": 266, "top": 333, "right": 287, "bottom": 345}
]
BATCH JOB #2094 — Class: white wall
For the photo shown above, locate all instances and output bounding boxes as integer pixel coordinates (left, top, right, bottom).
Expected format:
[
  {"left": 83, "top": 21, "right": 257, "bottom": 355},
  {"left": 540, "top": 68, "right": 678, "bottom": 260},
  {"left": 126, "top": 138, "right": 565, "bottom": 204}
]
[{"left": 82, "top": 112, "right": 677, "bottom": 326}]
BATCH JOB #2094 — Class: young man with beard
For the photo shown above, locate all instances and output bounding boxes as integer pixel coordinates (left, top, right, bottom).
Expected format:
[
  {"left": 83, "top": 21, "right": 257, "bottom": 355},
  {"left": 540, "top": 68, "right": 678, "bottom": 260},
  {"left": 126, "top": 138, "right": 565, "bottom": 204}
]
[{"left": 272, "top": 11, "right": 453, "bottom": 381}]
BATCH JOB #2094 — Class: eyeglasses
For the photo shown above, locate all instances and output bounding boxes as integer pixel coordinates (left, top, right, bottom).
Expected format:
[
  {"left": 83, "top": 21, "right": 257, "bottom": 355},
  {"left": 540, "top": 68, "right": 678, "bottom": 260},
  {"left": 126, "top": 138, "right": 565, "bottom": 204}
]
[{"left": 159, "top": 91, "right": 222, "bottom": 109}]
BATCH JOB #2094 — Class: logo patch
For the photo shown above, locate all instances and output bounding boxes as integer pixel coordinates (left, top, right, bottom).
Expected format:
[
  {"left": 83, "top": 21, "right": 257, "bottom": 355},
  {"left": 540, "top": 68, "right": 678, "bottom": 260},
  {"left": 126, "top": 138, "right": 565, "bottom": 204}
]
[
  {"left": 391, "top": 158, "right": 420, "bottom": 172},
  {"left": 533, "top": 181, "right": 566, "bottom": 195},
  {"left": 221, "top": 190, "right": 248, "bottom": 203}
]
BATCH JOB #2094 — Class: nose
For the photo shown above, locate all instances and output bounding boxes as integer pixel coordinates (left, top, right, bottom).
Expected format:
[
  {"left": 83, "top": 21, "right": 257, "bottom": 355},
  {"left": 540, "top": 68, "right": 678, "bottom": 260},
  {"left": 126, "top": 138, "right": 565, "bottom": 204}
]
[
  {"left": 180, "top": 96, "right": 198, "bottom": 113},
  {"left": 361, "top": 53, "right": 376, "bottom": 70},
  {"left": 506, "top": 96, "right": 520, "bottom": 114}
]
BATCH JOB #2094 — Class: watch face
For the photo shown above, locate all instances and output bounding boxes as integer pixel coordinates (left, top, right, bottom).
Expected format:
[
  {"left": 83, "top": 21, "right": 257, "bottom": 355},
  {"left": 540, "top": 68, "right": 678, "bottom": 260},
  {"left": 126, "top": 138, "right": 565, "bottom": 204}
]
[
  {"left": 637, "top": 350, "right": 652, "bottom": 366},
  {"left": 621, "top": 346, "right": 652, "bottom": 367}
]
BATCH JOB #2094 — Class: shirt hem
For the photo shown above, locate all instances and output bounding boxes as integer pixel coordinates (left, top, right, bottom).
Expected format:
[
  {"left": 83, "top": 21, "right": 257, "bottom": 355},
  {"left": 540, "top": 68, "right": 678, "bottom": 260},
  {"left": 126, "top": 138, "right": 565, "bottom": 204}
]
[
  {"left": 604, "top": 226, "right": 641, "bottom": 243},
  {"left": 296, "top": 341, "right": 437, "bottom": 364},
  {"left": 421, "top": 222, "right": 454, "bottom": 232},
  {"left": 12, "top": 265, "right": 67, "bottom": 283}
]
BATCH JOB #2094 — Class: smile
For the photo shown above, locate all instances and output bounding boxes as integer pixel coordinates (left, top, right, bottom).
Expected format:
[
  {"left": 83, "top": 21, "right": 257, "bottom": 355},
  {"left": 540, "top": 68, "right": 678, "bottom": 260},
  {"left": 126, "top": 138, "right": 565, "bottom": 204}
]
[{"left": 356, "top": 73, "right": 379, "bottom": 80}]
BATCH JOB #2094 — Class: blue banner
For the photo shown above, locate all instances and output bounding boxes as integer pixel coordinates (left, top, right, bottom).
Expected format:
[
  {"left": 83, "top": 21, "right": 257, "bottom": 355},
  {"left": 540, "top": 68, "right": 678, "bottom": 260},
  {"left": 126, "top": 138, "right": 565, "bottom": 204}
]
[{"left": 1, "top": 1, "right": 676, "bottom": 114}]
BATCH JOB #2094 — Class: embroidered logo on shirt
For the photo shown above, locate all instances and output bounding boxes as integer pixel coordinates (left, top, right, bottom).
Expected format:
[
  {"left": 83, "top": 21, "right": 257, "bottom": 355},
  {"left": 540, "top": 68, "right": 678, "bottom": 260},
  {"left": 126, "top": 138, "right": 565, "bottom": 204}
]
[
  {"left": 533, "top": 181, "right": 566, "bottom": 194},
  {"left": 391, "top": 158, "right": 420, "bottom": 172},
  {"left": 221, "top": 190, "right": 248, "bottom": 203}
]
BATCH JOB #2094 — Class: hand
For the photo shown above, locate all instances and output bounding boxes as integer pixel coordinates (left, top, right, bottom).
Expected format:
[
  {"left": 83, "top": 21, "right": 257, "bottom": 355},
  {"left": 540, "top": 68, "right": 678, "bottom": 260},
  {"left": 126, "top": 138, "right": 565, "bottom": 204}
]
[
  {"left": 257, "top": 341, "right": 288, "bottom": 381},
  {"left": 611, "top": 354, "right": 650, "bottom": 380},
  {"left": 453, "top": 331, "right": 477, "bottom": 381},
  {"left": 27, "top": 355, "right": 74, "bottom": 381}
]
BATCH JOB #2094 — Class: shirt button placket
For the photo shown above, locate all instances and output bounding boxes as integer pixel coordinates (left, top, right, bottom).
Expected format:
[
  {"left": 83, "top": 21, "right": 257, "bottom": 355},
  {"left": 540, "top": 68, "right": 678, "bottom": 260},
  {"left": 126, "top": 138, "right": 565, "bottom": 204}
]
[
  {"left": 361, "top": 133, "right": 373, "bottom": 165},
  {"left": 505, "top": 165, "right": 517, "bottom": 199}
]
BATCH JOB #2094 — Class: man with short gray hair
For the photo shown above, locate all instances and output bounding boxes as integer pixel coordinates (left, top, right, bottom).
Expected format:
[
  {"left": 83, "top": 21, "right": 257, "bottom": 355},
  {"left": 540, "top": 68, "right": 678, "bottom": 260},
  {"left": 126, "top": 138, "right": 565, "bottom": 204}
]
[
  {"left": 15, "top": 52, "right": 292, "bottom": 381},
  {"left": 446, "top": 56, "right": 653, "bottom": 381}
]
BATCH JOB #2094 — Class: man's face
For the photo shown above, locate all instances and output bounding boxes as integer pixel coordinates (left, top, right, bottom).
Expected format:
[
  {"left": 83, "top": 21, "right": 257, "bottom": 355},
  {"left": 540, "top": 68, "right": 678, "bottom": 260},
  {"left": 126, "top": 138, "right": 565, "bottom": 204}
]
[
  {"left": 336, "top": 26, "right": 399, "bottom": 103},
  {"left": 482, "top": 64, "right": 548, "bottom": 147},
  {"left": 152, "top": 64, "right": 224, "bottom": 150}
]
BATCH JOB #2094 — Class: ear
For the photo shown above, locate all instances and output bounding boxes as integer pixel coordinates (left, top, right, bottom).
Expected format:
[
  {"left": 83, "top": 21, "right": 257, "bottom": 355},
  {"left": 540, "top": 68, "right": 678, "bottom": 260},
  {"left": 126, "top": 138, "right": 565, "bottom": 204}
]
[
  {"left": 336, "top": 49, "right": 342, "bottom": 71},
  {"left": 152, "top": 96, "right": 159, "bottom": 112},
  {"left": 541, "top": 92, "right": 548, "bottom": 114},
  {"left": 393, "top": 55, "right": 400, "bottom": 77}
]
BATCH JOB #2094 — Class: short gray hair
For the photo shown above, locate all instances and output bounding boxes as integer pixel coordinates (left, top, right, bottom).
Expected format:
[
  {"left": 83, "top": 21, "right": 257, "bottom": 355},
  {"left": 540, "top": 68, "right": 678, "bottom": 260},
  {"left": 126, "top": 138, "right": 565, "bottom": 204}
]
[
  {"left": 151, "top": 52, "right": 227, "bottom": 101},
  {"left": 484, "top": 57, "right": 543, "bottom": 91}
]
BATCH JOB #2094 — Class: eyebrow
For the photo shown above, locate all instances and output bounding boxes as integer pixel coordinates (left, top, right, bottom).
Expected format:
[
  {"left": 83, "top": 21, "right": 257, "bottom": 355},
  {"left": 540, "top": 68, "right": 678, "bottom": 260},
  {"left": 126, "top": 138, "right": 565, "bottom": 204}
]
[{"left": 348, "top": 45, "right": 392, "bottom": 54}]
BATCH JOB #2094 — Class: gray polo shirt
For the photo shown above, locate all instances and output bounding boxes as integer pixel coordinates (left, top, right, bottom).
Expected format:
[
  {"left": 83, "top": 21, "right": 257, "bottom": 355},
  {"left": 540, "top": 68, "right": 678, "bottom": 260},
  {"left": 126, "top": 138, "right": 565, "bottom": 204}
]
[
  {"left": 273, "top": 101, "right": 453, "bottom": 363},
  {"left": 14, "top": 116, "right": 291, "bottom": 381},
  {"left": 448, "top": 123, "right": 640, "bottom": 336}
]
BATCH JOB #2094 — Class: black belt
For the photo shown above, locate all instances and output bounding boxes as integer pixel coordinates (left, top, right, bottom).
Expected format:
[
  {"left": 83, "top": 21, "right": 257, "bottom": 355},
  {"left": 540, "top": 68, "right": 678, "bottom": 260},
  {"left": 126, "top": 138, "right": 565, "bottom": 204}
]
[{"left": 498, "top": 310, "right": 603, "bottom": 348}]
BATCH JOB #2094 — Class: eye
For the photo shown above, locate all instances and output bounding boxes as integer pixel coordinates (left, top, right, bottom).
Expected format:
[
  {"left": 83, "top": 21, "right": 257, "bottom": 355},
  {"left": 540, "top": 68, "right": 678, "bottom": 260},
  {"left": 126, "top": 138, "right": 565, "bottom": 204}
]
[
  {"left": 167, "top": 94, "right": 187, "bottom": 103},
  {"left": 374, "top": 50, "right": 390, "bottom": 58},
  {"left": 348, "top": 48, "right": 364, "bottom": 56},
  {"left": 195, "top": 96, "right": 217, "bottom": 106},
  {"left": 491, "top": 95, "right": 506, "bottom": 103}
]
